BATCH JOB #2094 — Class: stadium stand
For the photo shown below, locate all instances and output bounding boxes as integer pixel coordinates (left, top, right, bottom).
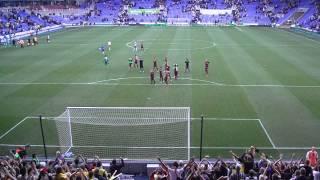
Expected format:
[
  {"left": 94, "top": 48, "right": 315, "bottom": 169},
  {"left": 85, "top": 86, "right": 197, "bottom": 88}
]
[{"left": 1, "top": 0, "right": 319, "bottom": 33}]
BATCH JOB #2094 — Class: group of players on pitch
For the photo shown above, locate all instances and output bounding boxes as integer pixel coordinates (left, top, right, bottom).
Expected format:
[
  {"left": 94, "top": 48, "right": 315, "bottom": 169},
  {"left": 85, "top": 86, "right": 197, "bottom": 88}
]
[
  {"left": 128, "top": 55, "right": 210, "bottom": 85},
  {"left": 10, "top": 34, "right": 51, "bottom": 48},
  {"left": 99, "top": 41, "right": 112, "bottom": 65},
  {"left": 100, "top": 40, "right": 210, "bottom": 85}
]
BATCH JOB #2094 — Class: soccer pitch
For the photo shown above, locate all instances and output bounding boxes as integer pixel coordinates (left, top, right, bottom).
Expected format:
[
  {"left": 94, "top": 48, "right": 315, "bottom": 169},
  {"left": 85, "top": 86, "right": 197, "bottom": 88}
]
[{"left": 0, "top": 26, "right": 320, "bottom": 159}]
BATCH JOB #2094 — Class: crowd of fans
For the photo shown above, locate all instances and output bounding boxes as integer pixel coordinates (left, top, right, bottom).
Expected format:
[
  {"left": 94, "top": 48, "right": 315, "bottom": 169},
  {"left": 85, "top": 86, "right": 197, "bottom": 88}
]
[
  {"left": 0, "top": 7, "right": 60, "bottom": 36},
  {"left": 0, "top": 146, "right": 125, "bottom": 180},
  {"left": 305, "top": 1, "right": 320, "bottom": 31},
  {"left": 255, "top": 0, "right": 299, "bottom": 24},
  {"left": 0, "top": 145, "right": 319, "bottom": 180},
  {"left": 153, "top": 146, "right": 320, "bottom": 180},
  {"left": 120, "top": 0, "right": 167, "bottom": 23}
]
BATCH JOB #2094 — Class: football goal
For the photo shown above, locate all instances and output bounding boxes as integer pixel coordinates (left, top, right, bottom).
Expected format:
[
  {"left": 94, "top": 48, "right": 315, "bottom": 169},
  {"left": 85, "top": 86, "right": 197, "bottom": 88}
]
[{"left": 55, "top": 107, "right": 191, "bottom": 160}]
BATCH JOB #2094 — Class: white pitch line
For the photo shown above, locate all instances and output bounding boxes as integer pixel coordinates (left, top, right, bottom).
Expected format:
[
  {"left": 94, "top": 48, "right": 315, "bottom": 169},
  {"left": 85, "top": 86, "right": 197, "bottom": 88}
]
[
  {"left": 235, "top": 26, "right": 243, "bottom": 32},
  {"left": 224, "top": 84, "right": 320, "bottom": 88},
  {"left": 277, "top": 28, "right": 320, "bottom": 46},
  {"left": 0, "top": 117, "right": 29, "bottom": 140},
  {"left": 180, "top": 78, "right": 223, "bottom": 85},
  {"left": 0, "top": 143, "right": 317, "bottom": 150},
  {"left": 89, "top": 77, "right": 146, "bottom": 84},
  {"left": 125, "top": 40, "right": 134, "bottom": 49},
  {"left": 0, "top": 116, "right": 314, "bottom": 150},
  {"left": 258, "top": 119, "right": 276, "bottom": 148},
  {"left": 191, "top": 117, "right": 259, "bottom": 121},
  {"left": 1, "top": 82, "right": 320, "bottom": 88},
  {"left": 2, "top": 76, "right": 320, "bottom": 87},
  {"left": 193, "top": 146, "right": 320, "bottom": 149},
  {"left": 0, "top": 82, "right": 91, "bottom": 85},
  {"left": 125, "top": 39, "right": 216, "bottom": 51},
  {"left": 210, "top": 44, "right": 310, "bottom": 47}
]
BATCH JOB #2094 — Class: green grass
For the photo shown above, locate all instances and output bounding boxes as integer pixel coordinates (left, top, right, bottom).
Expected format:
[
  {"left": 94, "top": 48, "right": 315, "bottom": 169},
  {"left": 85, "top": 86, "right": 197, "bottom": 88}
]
[{"left": 0, "top": 26, "right": 320, "bottom": 159}]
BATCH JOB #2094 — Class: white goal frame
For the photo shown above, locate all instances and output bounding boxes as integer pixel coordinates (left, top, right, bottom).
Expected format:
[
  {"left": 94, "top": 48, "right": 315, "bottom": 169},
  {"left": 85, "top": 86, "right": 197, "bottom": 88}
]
[{"left": 64, "top": 107, "right": 191, "bottom": 160}]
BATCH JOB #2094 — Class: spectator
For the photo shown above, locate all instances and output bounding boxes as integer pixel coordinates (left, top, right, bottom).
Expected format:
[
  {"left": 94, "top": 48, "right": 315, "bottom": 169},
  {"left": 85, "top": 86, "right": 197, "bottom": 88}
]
[
  {"left": 301, "top": 160, "right": 313, "bottom": 180},
  {"left": 55, "top": 166, "right": 67, "bottom": 180},
  {"left": 230, "top": 165, "right": 246, "bottom": 180},
  {"left": 246, "top": 169, "right": 257, "bottom": 180},
  {"left": 109, "top": 157, "right": 124, "bottom": 176},
  {"left": 157, "top": 157, "right": 186, "bottom": 180},
  {"left": 306, "top": 146, "right": 318, "bottom": 168},
  {"left": 231, "top": 146, "right": 256, "bottom": 175},
  {"left": 95, "top": 161, "right": 108, "bottom": 178}
]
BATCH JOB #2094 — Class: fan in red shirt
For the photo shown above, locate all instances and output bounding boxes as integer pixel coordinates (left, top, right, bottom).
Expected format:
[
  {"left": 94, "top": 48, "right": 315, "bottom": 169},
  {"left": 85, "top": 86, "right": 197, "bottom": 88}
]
[
  {"left": 306, "top": 146, "right": 318, "bottom": 167},
  {"left": 11, "top": 144, "right": 30, "bottom": 159}
]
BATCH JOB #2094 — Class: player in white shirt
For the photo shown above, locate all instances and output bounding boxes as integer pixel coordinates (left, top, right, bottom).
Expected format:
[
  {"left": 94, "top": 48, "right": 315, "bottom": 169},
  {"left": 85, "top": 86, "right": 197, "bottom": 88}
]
[
  {"left": 107, "top": 41, "right": 111, "bottom": 51},
  {"left": 134, "top": 41, "right": 137, "bottom": 52},
  {"left": 47, "top": 35, "right": 50, "bottom": 43},
  {"left": 104, "top": 55, "right": 109, "bottom": 65}
]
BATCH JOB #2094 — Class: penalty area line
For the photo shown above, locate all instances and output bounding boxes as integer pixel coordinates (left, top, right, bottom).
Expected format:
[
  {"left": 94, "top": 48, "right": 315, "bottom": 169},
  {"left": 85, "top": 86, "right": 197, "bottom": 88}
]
[
  {"left": 258, "top": 119, "right": 276, "bottom": 148},
  {"left": 0, "top": 117, "right": 30, "bottom": 140}
]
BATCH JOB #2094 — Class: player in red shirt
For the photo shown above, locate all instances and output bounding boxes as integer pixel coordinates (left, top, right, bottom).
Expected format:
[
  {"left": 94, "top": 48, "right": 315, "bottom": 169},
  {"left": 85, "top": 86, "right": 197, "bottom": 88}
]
[
  {"left": 153, "top": 56, "right": 158, "bottom": 71},
  {"left": 204, "top": 59, "right": 210, "bottom": 77},
  {"left": 159, "top": 66, "right": 163, "bottom": 82},
  {"left": 134, "top": 55, "right": 138, "bottom": 68},
  {"left": 150, "top": 69, "right": 155, "bottom": 84},
  {"left": 164, "top": 70, "right": 170, "bottom": 85},
  {"left": 165, "top": 64, "right": 171, "bottom": 80},
  {"left": 164, "top": 57, "right": 168, "bottom": 68},
  {"left": 174, "top": 64, "right": 179, "bottom": 80},
  {"left": 19, "top": 39, "right": 25, "bottom": 48}
]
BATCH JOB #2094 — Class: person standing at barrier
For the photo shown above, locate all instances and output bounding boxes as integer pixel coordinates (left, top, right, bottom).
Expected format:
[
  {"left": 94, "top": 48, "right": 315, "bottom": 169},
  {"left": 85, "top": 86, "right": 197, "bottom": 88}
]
[
  {"left": 109, "top": 157, "right": 125, "bottom": 175},
  {"left": 306, "top": 146, "right": 318, "bottom": 168}
]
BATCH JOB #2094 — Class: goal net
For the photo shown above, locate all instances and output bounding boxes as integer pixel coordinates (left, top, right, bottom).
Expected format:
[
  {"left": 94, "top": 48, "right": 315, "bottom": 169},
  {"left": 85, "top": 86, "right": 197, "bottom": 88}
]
[{"left": 56, "top": 107, "right": 191, "bottom": 160}]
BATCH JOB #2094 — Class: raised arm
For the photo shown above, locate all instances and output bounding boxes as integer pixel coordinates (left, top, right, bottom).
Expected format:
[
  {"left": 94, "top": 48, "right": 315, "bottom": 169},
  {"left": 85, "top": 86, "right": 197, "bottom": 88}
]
[
  {"left": 199, "top": 156, "right": 211, "bottom": 166},
  {"left": 3, "top": 166, "right": 17, "bottom": 180},
  {"left": 229, "top": 150, "right": 239, "bottom": 159},
  {"left": 94, "top": 155, "right": 100, "bottom": 162},
  {"left": 78, "top": 154, "right": 87, "bottom": 164},
  {"left": 157, "top": 157, "right": 169, "bottom": 171},
  {"left": 119, "top": 157, "right": 124, "bottom": 168}
]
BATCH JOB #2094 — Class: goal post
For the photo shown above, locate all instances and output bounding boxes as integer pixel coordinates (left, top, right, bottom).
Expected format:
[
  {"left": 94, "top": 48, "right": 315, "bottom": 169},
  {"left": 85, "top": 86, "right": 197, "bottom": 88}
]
[{"left": 56, "top": 107, "right": 191, "bottom": 160}]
